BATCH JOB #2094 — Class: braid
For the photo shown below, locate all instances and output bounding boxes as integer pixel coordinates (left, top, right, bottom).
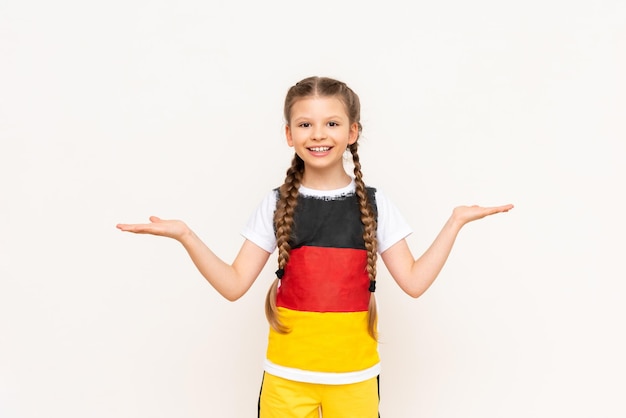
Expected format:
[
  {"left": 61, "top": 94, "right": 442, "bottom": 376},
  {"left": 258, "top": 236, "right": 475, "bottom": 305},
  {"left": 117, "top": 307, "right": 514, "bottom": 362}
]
[
  {"left": 349, "top": 142, "right": 379, "bottom": 340},
  {"left": 264, "top": 153, "right": 304, "bottom": 333}
]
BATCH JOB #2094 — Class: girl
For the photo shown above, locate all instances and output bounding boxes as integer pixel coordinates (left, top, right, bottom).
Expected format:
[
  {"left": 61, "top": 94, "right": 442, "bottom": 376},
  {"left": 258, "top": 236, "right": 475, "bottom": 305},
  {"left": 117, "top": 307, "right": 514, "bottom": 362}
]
[{"left": 117, "top": 76, "right": 513, "bottom": 417}]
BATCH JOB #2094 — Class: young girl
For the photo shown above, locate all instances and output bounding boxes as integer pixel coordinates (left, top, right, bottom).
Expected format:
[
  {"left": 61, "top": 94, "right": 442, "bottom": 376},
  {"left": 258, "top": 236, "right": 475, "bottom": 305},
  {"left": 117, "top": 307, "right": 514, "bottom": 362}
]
[{"left": 117, "top": 76, "right": 513, "bottom": 417}]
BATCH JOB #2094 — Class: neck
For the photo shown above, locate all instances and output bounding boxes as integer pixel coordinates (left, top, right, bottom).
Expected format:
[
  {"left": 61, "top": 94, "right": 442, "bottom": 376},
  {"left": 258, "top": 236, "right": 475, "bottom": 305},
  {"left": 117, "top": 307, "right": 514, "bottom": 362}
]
[{"left": 300, "top": 168, "right": 352, "bottom": 190}]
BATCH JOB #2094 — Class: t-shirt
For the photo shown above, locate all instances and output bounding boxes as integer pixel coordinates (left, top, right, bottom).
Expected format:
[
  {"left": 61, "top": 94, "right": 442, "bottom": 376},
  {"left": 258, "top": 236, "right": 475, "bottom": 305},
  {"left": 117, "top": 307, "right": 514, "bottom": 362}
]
[{"left": 241, "top": 179, "right": 412, "bottom": 384}]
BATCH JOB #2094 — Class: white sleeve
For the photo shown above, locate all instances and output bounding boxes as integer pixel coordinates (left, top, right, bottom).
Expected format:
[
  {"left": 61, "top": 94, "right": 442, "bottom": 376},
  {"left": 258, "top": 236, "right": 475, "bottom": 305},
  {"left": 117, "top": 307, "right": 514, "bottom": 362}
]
[
  {"left": 375, "top": 189, "right": 413, "bottom": 253},
  {"left": 240, "top": 190, "right": 278, "bottom": 254}
]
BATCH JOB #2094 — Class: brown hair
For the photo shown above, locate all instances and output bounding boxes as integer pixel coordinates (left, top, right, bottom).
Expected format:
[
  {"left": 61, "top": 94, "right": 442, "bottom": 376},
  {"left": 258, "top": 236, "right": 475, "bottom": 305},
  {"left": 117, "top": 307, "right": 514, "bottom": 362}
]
[{"left": 264, "top": 76, "right": 379, "bottom": 340}]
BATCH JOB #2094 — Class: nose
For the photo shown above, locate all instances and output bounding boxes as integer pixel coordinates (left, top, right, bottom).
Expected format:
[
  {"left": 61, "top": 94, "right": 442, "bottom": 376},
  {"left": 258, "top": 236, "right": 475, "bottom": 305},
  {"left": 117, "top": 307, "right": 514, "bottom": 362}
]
[{"left": 311, "top": 125, "right": 326, "bottom": 141}]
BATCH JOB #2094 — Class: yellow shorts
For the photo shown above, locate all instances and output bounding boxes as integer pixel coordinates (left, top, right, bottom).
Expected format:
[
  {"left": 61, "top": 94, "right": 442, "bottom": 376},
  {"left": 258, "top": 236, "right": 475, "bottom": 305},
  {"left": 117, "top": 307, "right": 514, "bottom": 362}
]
[{"left": 258, "top": 372, "right": 380, "bottom": 418}]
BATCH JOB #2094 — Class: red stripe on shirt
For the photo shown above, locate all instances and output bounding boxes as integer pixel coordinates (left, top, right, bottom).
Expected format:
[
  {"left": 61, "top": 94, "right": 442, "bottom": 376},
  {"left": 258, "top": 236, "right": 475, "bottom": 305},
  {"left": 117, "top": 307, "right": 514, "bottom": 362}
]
[{"left": 277, "top": 246, "right": 370, "bottom": 312}]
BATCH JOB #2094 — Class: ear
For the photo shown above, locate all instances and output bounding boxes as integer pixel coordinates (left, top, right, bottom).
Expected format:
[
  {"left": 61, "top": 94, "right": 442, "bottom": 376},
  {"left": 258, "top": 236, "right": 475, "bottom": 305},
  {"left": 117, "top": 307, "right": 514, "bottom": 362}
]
[
  {"left": 285, "top": 124, "right": 294, "bottom": 147},
  {"left": 348, "top": 122, "right": 359, "bottom": 145}
]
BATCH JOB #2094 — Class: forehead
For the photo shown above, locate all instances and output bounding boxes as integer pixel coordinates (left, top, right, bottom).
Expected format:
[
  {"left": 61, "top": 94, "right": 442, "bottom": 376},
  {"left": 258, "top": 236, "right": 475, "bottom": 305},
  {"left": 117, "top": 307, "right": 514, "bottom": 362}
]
[{"left": 289, "top": 96, "right": 348, "bottom": 119}]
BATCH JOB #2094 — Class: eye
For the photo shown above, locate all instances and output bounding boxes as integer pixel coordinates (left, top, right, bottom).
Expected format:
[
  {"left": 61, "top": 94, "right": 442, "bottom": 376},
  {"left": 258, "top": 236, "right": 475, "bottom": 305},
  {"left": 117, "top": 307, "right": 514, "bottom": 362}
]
[
  {"left": 328, "top": 121, "right": 339, "bottom": 127},
  {"left": 299, "top": 122, "right": 311, "bottom": 128}
]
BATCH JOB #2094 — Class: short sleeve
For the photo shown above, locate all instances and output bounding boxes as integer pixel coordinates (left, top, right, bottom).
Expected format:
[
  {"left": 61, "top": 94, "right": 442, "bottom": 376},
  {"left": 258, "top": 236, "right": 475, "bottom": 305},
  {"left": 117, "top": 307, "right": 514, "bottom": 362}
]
[
  {"left": 375, "top": 190, "right": 413, "bottom": 253},
  {"left": 240, "top": 190, "right": 278, "bottom": 253}
]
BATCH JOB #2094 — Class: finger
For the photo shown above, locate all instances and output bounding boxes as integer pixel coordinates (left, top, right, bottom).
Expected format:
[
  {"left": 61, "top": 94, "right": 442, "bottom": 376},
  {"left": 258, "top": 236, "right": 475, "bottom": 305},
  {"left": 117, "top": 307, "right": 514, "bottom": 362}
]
[
  {"left": 117, "top": 222, "right": 161, "bottom": 234},
  {"left": 487, "top": 204, "right": 514, "bottom": 214},
  {"left": 495, "top": 204, "right": 514, "bottom": 212},
  {"left": 116, "top": 223, "right": 143, "bottom": 232},
  {"left": 116, "top": 223, "right": 139, "bottom": 231}
]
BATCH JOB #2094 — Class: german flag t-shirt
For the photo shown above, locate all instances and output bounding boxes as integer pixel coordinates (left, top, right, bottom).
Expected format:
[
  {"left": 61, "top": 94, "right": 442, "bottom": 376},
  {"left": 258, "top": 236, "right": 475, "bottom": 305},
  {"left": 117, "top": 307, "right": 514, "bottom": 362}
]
[{"left": 241, "top": 180, "right": 412, "bottom": 384}]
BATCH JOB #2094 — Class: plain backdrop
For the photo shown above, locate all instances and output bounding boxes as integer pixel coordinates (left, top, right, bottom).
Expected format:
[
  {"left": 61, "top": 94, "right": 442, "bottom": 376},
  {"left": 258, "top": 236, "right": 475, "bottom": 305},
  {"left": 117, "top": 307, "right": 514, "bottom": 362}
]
[{"left": 1, "top": 0, "right": 624, "bottom": 417}]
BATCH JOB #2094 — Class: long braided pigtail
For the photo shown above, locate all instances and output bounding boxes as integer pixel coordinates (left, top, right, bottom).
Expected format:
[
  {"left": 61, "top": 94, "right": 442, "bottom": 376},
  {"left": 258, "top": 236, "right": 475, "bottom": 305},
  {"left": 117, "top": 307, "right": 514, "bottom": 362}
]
[
  {"left": 349, "top": 141, "right": 379, "bottom": 340},
  {"left": 264, "top": 153, "right": 304, "bottom": 333}
]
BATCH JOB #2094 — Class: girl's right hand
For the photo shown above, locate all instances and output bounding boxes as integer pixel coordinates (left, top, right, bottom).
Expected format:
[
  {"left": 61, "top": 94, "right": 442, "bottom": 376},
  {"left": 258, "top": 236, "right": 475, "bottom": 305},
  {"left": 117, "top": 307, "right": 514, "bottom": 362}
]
[{"left": 116, "top": 216, "right": 190, "bottom": 241}]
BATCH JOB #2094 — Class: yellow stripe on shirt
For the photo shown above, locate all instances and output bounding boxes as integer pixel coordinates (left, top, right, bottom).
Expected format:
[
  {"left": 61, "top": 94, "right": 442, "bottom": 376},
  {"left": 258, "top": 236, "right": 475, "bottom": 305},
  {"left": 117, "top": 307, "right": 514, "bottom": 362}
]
[{"left": 267, "top": 307, "right": 379, "bottom": 373}]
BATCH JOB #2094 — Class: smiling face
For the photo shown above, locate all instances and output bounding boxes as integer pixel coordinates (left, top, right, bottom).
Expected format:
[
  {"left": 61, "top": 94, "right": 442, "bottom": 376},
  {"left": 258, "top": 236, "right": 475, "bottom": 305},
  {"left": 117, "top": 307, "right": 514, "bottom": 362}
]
[{"left": 285, "top": 96, "right": 359, "bottom": 187}]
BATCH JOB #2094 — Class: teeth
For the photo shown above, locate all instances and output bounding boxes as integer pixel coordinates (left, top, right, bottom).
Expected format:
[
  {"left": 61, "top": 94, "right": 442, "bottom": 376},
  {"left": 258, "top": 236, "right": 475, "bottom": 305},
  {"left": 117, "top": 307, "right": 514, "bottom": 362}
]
[{"left": 310, "top": 147, "right": 330, "bottom": 152}]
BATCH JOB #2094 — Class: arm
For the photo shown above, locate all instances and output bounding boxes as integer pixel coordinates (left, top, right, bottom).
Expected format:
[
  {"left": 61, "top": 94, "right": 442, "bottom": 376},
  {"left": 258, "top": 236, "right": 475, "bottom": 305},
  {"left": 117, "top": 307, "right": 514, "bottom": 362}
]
[
  {"left": 116, "top": 216, "right": 271, "bottom": 301},
  {"left": 381, "top": 204, "right": 513, "bottom": 298}
]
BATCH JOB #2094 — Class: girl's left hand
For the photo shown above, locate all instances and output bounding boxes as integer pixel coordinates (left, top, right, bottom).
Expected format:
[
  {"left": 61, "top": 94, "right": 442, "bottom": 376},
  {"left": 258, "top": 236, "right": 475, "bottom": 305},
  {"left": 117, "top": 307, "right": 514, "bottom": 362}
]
[{"left": 452, "top": 204, "right": 514, "bottom": 226}]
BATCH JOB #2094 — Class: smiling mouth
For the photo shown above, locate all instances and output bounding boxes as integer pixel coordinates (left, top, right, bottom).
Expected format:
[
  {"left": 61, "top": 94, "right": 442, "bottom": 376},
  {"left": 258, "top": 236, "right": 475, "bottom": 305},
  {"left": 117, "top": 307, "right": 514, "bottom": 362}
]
[{"left": 308, "top": 146, "right": 331, "bottom": 152}]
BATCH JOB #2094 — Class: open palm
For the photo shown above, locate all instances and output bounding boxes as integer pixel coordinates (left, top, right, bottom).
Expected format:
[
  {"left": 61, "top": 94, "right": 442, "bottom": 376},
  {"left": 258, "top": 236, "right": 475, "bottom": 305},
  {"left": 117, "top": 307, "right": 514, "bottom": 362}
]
[
  {"left": 452, "top": 204, "right": 514, "bottom": 226},
  {"left": 116, "top": 216, "right": 190, "bottom": 241}
]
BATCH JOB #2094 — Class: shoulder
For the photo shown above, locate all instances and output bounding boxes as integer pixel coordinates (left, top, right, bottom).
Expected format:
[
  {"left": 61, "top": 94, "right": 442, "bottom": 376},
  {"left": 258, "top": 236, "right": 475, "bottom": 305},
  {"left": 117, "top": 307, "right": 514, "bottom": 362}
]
[
  {"left": 368, "top": 186, "right": 394, "bottom": 204},
  {"left": 372, "top": 188, "right": 413, "bottom": 253},
  {"left": 365, "top": 185, "right": 377, "bottom": 196},
  {"left": 250, "top": 189, "right": 280, "bottom": 217}
]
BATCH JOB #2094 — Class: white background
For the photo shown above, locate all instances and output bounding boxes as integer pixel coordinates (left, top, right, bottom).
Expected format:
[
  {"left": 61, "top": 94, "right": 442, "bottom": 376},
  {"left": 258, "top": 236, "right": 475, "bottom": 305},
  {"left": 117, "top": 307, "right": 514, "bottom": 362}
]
[{"left": 1, "top": 0, "right": 624, "bottom": 417}]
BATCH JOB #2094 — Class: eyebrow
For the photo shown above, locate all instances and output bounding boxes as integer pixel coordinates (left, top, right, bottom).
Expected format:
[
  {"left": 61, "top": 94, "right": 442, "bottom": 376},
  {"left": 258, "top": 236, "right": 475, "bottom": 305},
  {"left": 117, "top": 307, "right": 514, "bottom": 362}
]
[{"left": 292, "top": 115, "right": 346, "bottom": 122}]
